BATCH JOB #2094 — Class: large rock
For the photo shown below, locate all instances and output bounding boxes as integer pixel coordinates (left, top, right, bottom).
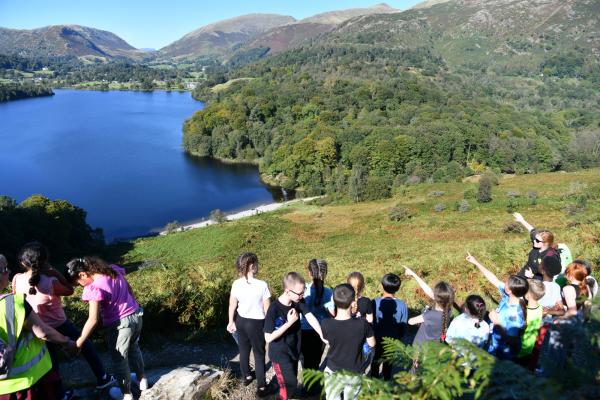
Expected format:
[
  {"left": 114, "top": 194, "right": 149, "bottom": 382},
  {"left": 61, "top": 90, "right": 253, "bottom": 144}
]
[{"left": 139, "top": 364, "right": 222, "bottom": 400}]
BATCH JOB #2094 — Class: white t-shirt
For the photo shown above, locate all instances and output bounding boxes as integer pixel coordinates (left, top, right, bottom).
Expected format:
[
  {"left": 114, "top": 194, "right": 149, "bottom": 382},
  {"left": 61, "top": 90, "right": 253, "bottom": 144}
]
[
  {"left": 539, "top": 281, "right": 562, "bottom": 308},
  {"left": 231, "top": 277, "right": 270, "bottom": 319},
  {"left": 445, "top": 313, "right": 489, "bottom": 348}
]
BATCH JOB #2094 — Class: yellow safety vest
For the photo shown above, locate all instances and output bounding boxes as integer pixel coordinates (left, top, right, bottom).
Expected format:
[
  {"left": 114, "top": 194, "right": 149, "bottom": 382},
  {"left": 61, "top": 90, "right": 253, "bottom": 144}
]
[{"left": 0, "top": 294, "right": 52, "bottom": 394}]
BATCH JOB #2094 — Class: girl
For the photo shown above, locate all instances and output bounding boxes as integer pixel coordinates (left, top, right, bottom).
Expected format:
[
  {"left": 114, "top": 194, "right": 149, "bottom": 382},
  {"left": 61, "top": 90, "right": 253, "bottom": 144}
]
[
  {"left": 404, "top": 266, "right": 455, "bottom": 345},
  {"left": 12, "top": 243, "right": 113, "bottom": 394},
  {"left": 66, "top": 257, "right": 146, "bottom": 400},
  {"left": 445, "top": 295, "right": 489, "bottom": 348},
  {"left": 300, "top": 259, "right": 333, "bottom": 374},
  {"left": 347, "top": 272, "right": 373, "bottom": 323},
  {"left": 226, "top": 253, "right": 271, "bottom": 397},
  {"left": 556, "top": 262, "right": 589, "bottom": 320}
]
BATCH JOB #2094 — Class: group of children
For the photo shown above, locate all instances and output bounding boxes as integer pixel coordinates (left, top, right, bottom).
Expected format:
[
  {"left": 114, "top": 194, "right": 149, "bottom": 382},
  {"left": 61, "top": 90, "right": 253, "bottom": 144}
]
[
  {"left": 227, "top": 212, "right": 597, "bottom": 400},
  {"left": 0, "top": 242, "right": 145, "bottom": 400}
]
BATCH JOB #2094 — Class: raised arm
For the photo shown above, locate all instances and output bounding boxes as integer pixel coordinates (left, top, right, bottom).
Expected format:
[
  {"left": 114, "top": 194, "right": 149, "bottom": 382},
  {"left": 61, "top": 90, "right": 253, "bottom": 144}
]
[
  {"left": 466, "top": 253, "right": 502, "bottom": 288},
  {"left": 404, "top": 266, "right": 434, "bottom": 300},
  {"left": 512, "top": 213, "right": 535, "bottom": 233}
]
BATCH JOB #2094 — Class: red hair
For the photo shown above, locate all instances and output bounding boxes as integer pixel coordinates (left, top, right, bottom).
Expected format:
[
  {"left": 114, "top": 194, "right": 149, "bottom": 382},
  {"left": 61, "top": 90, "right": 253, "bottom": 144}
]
[
  {"left": 538, "top": 230, "right": 557, "bottom": 249},
  {"left": 565, "top": 263, "right": 588, "bottom": 297}
]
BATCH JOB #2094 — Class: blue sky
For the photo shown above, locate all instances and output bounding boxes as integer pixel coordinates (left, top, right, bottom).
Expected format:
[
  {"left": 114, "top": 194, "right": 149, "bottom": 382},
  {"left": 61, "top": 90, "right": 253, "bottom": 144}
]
[{"left": 0, "top": 0, "right": 422, "bottom": 49}]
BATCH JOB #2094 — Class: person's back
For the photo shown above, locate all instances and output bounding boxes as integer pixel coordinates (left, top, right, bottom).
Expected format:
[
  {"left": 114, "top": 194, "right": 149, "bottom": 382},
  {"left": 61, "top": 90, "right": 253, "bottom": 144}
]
[
  {"left": 300, "top": 282, "right": 333, "bottom": 329},
  {"left": 518, "top": 280, "right": 545, "bottom": 359},
  {"left": 12, "top": 273, "right": 66, "bottom": 328},
  {"left": 231, "top": 276, "right": 270, "bottom": 320},
  {"left": 488, "top": 279, "right": 527, "bottom": 359},
  {"left": 373, "top": 297, "right": 408, "bottom": 340}
]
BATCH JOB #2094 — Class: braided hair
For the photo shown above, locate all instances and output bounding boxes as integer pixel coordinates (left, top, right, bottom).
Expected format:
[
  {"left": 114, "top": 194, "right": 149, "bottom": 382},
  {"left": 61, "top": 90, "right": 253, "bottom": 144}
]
[
  {"left": 465, "top": 294, "right": 487, "bottom": 329},
  {"left": 307, "top": 259, "right": 327, "bottom": 306},
  {"left": 433, "top": 281, "right": 455, "bottom": 342},
  {"left": 18, "top": 242, "right": 49, "bottom": 295},
  {"left": 236, "top": 252, "right": 258, "bottom": 282},
  {"left": 347, "top": 272, "right": 365, "bottom": 316}
]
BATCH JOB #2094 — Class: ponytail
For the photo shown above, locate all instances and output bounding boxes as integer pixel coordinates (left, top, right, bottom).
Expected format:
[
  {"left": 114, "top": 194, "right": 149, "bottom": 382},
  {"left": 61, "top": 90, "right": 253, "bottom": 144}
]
[
  {"left": 18, "top": 242, "right": 49, "bottom": 296},
  {"left": 465, "top": 294, "right": 487, "bottom": 329},
  {"left": 236, "top": 252, "right": 258, "bottom": 282},
  {"left": 347, "top": 272, "right": 365, "bottom": 316},
  {"left": 308, "top": 259, "right": 327, "bottom": 306}
]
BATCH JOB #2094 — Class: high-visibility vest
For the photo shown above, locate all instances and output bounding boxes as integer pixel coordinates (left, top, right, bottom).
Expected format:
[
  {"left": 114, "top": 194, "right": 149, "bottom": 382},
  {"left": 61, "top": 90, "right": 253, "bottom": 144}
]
[{"left": 0, "top": 294, "right": 52, "bottom": 394}]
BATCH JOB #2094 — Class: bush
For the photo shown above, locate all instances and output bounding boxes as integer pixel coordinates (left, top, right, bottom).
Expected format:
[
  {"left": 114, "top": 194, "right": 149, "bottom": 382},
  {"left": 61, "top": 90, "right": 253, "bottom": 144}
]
[
  {"left": 433, "top": 203, "right": 446, "bottom": 212},
  {"left": 428, "top": 190, "right": 445, "bottom": 198},
  {"left": 464, "top": 189, "right": 476, "bottom": 199},
  {"left": 503, "top": 222, "right": 526, "bottom": 233},
  {"left": 164, "top": 220, "right": 181, "bottom": 233},
  {"left": 363, "top": 175, "right": 391, "bottom": 201},
  {"left": 506, "top": 191, "right": 521, "bottom": 198},
  {"left": 454, "top": 199, "right": 470, "bottom": 212},
  {"left": 210, "top": 209, "right": 227, "bottom": 223},
  {"left": 482, "top": 170, "right": 500, "bottom": 186},
  {"left": 528, "top": 190, "right": 538, "bottom": 205},
  {"left": 389, "top": 205, "right": 413, "bottom": 222},
  {"left": 477, "top": 176, "right": 493, "bottom": 203}
]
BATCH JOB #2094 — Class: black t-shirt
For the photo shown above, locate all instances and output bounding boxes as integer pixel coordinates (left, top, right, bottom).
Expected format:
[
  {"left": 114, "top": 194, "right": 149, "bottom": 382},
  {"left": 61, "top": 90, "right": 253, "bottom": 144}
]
[
  {"left": 519, "top": 229, "right": 561, "bottom": 278},
  {"left": 354, "top": 297, "right": 373, "bottom": 320},
  {"left": 264, "top": 299, "right": 311, "bottom": 362},
  {"left": 321, "top": 318, "right": 374, "bottom": 373}
]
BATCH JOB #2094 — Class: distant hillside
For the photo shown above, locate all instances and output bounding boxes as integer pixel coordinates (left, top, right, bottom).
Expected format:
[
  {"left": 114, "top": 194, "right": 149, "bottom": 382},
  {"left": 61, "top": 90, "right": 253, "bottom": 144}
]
[
  {"left": 158, "top": 14, "right": 295, "bottom": 59},
  {"left": 232, "top": 3, "right": 399, "bottom": 58},
  {"left": 0, "top": 25, "right": 143, "bottom": 59},
  {"left": 411, "top": 0, "right": 452, "bottom": 9}
]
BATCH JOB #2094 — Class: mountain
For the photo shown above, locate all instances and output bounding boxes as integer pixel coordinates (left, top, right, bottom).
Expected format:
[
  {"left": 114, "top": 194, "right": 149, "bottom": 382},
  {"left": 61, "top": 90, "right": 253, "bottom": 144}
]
[
  {"left": 0, "top": 25, "right": 142, "bottom": 59},
  {"left": 158, "top": 14, "right": 295, "bottom": 59},
  {"left": 411, "top": 0, "right": 452, "bottom": 9},
  {"left": 233, "top": 3, "right": 399, "bottom": 57}
]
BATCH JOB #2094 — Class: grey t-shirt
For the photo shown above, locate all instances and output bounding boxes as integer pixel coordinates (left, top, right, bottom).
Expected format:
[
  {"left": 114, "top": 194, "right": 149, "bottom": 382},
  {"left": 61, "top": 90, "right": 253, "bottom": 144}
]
[{"left": 412, "top": 309, "right": 443, "bottom": 346}]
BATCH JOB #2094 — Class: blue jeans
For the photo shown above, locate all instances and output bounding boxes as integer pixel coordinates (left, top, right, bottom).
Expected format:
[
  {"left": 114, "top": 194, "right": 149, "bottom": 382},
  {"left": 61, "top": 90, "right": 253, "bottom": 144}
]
[{"left": 48, "top": 319, "right": 107, "bottom": 385}]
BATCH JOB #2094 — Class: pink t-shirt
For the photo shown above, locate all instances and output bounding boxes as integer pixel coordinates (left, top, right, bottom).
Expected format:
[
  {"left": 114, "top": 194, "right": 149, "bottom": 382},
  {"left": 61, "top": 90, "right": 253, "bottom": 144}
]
[
  {"left": 12, "top": 273, "right": 67, "bottom": 328},
  {"left": 82, "top": 265, "right": 139, "bottom": 326}
]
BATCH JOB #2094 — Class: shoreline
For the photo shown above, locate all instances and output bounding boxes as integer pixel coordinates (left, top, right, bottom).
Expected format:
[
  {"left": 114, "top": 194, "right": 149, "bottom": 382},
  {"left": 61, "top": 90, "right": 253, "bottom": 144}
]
[{"left": 157, "top": 196, "right": 321, "bottom": 236}]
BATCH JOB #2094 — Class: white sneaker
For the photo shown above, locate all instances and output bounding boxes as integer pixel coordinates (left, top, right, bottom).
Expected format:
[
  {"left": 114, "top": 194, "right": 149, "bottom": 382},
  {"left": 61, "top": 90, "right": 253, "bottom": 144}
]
[
  {"left": 139, "top": 377, "right": 149, "bottom": 391},
  {"left": 123, "top": 394, "right": 133, "bottom": 400}
]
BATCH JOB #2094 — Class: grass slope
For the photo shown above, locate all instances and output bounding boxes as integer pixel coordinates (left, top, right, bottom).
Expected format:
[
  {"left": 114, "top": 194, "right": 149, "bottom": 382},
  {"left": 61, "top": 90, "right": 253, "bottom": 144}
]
[{"left": 65, "top": 168, "right": 600, "bottom": 332}]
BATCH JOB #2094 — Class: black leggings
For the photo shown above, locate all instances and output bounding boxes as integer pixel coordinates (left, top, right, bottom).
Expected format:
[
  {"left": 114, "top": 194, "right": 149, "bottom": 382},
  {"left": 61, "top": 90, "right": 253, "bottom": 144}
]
[
  {"left": 301, "top": 329, "right": 325, "bottom": 371},
  {"left": 235, "top": 315, "right": 267, "bottom": 387}
]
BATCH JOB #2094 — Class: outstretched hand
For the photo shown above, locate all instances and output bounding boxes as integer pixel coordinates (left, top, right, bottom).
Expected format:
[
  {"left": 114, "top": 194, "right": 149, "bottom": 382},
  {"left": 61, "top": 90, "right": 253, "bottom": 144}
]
[
  {"left": 512, "top": 212, "right": 524, "bottom": 223},
  {"left": 465, "top": 252, "right": 478, "bottom": 265},
  {"left": 403, "top": 265, "right": 416, "bottom": 277}
]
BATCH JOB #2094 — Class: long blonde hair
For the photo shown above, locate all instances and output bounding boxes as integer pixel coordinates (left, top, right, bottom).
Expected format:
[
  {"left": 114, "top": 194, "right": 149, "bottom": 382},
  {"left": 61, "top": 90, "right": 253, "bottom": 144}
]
[{"left": 347, "top": 272, "right": 365, "bottom": 315}]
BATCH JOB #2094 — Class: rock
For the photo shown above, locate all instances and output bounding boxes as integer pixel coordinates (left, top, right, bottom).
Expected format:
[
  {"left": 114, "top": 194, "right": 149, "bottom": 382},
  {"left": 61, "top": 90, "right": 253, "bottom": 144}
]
[{"left": 139, "top": 364, "right": 223, "bottom": 400}]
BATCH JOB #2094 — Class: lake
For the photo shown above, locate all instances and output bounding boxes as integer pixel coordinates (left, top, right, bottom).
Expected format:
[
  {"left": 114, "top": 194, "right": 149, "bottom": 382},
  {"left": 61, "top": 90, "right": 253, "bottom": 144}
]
[{"left": 0, "top": 89, "right": 283, "bottom": 240}]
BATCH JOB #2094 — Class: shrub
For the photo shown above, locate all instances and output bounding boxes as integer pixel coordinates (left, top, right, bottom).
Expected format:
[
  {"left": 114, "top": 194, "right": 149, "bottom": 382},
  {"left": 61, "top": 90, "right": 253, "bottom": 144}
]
[
  {"left": 406, "top": 175, "right": 422, "bottom": 185},
  {"left": 164, "top": 220, "right": 181, "bottom": 233},
  {"left": 477, "top": 176, "right": 493, "bottom": 203},
  {"left": 363, "top": 176, "right": 391, "bottom": 201},
  {"left": 428, "top": 190, "right": 445, "bottom": 198},
  {"left": 506, "top": 191, "right": 521, "bottom": 198},
  {"left": 433, "top": 203, "right": 446, "bottom": 212},
  {"left": 454, "top": 200, "right": 470, "bottom": 213},
  {"left": 482, "top": 170, "right": 500, "bottom": 186},
  {"left": 528, "top": 190, "right": 538, "bottom": 205},
  {"left": 503, "top": 222, "right": 526, "bottom": 233},
  {"left": 389, "top": 205, "right": 413, "bottom": 222},
  {"left": 210, "top": 209, "right": 227, "bottom": 223},
  {"left": 464, "top": 188, "right": 476, "bottom": 199}
]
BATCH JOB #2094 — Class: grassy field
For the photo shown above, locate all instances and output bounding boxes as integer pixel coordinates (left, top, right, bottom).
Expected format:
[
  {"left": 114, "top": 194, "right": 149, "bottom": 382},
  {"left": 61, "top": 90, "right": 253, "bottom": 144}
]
[{"left": 65, "top": 168, "right": 600, "bottom": 333}]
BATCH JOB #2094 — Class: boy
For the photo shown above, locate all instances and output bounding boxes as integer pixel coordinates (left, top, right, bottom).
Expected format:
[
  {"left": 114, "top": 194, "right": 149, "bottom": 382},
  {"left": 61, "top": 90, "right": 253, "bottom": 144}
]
[
  {"left": 264, "top": 272, "right": 325, "bottom": 400},
  {"left": 370, "top": 273, "right": 408, "bottom": 380},
  {"left": 538, "top": 256, "right": 562, "bottom": 311},
  {"left": 518, "top": 279, "right": 545, "bottom": 361},
  {"left": 321, "top": 284, "right": 375, "bottom": 400},
  {"left": 466, "top": 253, "right": 528, "bottom": 359}
]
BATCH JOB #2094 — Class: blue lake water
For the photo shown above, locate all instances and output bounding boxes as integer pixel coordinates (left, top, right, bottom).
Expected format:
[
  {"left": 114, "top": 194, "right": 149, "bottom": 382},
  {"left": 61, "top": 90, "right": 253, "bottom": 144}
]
[{"left": 0, "top": 90, "right": 282, "bottom": 240}]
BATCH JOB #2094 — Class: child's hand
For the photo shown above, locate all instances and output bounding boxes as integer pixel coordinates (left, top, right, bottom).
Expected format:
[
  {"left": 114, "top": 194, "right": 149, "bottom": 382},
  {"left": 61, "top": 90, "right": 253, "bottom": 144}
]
[
  {"left": 403, "top": 265, "right": 416, "bottom": 277},
  {"left": 465, "top": 252, "right": 478, "bottom": 265},
  {"left": 226, "top": 321, "right": 236, "bottom": 333},
  {"left": 524, "top": 267, "right": 534, "bottom": 278},
  {"left": 287, "top": 308, "right": 299, "bottom": 324}
]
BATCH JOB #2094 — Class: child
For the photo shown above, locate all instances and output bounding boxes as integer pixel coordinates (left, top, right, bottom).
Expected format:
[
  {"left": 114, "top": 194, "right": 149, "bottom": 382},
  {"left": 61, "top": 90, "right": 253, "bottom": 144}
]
[
  {"left": 446, "top": 295, "right": 489, "bottom": 348},
  {"left": 347, "top": 272, "right": 373, "bottom": 323},
  {"left": 404, "top": 266, "right": 455, "bottom": 346},
  {"left": 321, "top": 284, "right": 375, "bottom": 400},
  {"left": 370, "top": 273, "right": 408, "bottom": 380},
  {"left": 263, "top": 272, "right": 325, "bottom": 400},
  {"left": 300, "top": 259, "right": 333, "bottom": 376},
  {"left": 12, "top": 243, "right": 113, "bottom": 395},
  {"left": 538, "top": 256, "right": 562, "bottom": 311},
  {"left": 226, "top": 253, "right": 271, "bottom": 397},
  {"left": 466, "top": 253, "right": 528, "bottom": 360},
  {"left": 66, "top": 257, "right": 146, "bottom": 400},
  {"left": 517, "top": 279, "right": 544, "bottom": 363},
  {"left": 555, "top": 262, "right": 589, "bottom": 320}
]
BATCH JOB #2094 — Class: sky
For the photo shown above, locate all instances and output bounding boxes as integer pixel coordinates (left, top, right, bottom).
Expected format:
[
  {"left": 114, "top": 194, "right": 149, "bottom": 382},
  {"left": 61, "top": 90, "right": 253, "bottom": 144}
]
[{"left": 0, "top": 0, "right": 423, "bottom": 49}]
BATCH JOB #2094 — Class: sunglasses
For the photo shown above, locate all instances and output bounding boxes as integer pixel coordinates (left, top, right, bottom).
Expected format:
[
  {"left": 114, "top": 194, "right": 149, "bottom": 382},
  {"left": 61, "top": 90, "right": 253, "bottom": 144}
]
[{"left": 534, "top": 238, "right": 543, "bottom": 243}]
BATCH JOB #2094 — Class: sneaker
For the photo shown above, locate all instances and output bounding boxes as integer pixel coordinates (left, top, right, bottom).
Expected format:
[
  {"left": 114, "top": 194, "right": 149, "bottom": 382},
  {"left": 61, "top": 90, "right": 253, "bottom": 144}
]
[
  {"left": 257, "top": 386, "right": 274, "bottom": 398},
  {"left": 242, "top": 375, "right": 254, "bottom": 386},
  {"left": 139, "top": 377, "right": 149, "bottom": 391},
  {"left": 123, "top": 394, "right": 133, "bottom": 400},
  {"left": 96, "top": 374, "right": 116, "bottom": 389}
]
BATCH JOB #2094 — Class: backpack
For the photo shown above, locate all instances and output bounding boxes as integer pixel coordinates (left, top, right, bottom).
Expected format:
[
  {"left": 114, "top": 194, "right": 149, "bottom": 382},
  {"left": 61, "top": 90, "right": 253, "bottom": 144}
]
[
  {"left": 556, "top": 243, "right": 573, "bottom": 274},
  {"left": 0, "top": 294, "right": 17, "bottom": 380}
]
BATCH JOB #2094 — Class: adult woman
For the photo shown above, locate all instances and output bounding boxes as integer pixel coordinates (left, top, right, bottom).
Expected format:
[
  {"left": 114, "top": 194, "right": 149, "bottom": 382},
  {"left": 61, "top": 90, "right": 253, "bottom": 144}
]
[
  {"left": 0, "top": 254, "right": 75, "bottom": 400},
  {"left": 513, "top": 212, "right": 561, "bottom": 279},
  {"left": 226, "top": 253, "right": 271, "bottom": 397}
]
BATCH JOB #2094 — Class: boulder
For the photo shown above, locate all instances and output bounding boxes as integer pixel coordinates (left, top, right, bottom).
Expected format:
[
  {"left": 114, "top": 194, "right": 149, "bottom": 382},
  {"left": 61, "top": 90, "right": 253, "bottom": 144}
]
[{"left": 139, "top": 364, "right": 222, "bottom": 400}]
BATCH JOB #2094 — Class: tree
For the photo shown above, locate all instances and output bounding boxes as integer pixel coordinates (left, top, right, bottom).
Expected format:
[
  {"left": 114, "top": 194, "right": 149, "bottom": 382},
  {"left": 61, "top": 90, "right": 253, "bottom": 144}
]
[{"left": 477, "top": 176, "right": 493, "bottom": 203}]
